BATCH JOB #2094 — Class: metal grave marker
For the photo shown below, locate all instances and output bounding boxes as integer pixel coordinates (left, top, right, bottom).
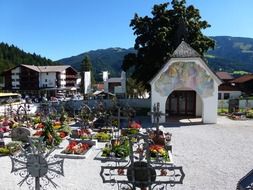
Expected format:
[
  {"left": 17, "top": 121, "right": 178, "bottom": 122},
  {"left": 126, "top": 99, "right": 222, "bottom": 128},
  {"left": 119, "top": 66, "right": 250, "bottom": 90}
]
[{"left": 10, "top": 137, "right": 64, "bottom": 190}]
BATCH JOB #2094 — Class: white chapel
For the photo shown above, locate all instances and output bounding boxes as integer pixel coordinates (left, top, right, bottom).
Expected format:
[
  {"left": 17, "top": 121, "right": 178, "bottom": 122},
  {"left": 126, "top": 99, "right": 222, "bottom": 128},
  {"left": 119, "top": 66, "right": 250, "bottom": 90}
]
[{"left": 149, "top": 41, "right": 222, "bottom": 123}]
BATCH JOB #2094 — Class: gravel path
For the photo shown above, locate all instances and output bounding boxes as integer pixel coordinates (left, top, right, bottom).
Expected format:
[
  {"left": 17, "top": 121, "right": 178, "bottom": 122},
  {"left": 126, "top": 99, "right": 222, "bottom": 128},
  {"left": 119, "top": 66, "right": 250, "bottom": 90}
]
[{"left": 0, "top": 116, "right": 253, "bottom": 190}]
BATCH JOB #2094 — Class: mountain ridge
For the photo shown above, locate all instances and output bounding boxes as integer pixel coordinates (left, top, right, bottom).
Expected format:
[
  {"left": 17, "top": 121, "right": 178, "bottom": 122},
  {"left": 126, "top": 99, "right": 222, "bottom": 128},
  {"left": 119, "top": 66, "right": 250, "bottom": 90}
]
[
  {"left": 1, "top": 36, "right": 253, "bottom": 83},
  {"left": 57, "top": 36, "right": 253, "bottom": 80}
]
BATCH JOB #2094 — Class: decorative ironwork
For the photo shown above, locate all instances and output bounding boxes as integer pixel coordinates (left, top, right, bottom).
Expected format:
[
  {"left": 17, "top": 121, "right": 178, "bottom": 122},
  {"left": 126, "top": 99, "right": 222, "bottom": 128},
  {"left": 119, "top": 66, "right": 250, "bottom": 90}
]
[
  {"left": 16, "top": 103, "right": 31, "bottom": 122},
  {"left": 10, "top": 137, "right": 64, "bottom": 190},
  {"left": 100, "top": 133, "right": 185, "bottom": 190},
  {"left": 148, "top": 103, "right": 167, "bottom": 135},
  {"left": 36, "top": 102, "right": 57, "bottom": 120}
]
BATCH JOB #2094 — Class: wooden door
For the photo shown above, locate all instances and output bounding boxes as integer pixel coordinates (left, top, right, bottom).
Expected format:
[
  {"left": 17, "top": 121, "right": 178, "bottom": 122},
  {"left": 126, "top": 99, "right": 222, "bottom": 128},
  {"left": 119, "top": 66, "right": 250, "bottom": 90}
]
[{"left": 166, "top": 91, "right": 196, "bottom": 116}]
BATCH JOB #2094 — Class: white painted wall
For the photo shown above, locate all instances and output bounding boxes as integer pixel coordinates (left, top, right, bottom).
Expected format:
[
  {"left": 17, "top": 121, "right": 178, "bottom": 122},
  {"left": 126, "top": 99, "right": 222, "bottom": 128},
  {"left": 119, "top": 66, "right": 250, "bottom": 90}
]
[
  {"left": 202, "top": 82, "right": 219, "bottom": 123},
  {"left": 219, "top": 91, "right": 241, "bottom": 99},
  {"left": 11, "top": 67, "right": 20, "bottom": 89},
  {"left": 39, "top": 72, "right": 56, "bottom": 88},
  {"left": 196, "top": 93, "right": 202, "bottom": 116},
  {"left": 60, "top": 71, "right": 66, "bottom": 88},
  {"left": 150, "top": 57, "right": 221, "bottom": 124},
  {"left": 84, "top": 71, "right": 91, "bottom": 94},
  {"left": 104, "top": 71, "right": 126, "bottom": 94}
]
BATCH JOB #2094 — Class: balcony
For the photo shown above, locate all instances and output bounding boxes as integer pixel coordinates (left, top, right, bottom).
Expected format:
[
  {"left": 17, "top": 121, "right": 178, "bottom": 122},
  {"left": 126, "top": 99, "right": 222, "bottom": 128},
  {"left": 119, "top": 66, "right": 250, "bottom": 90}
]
[{"left": 66, "top": 75, "right": 77, "bottom": 79}]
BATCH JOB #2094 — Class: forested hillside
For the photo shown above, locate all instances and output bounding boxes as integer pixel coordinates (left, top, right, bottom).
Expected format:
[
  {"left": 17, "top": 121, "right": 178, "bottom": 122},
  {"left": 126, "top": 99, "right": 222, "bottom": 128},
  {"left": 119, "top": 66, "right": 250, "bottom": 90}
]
[{"left": 0, "top": 42, "right": 54, "bottom": 74}]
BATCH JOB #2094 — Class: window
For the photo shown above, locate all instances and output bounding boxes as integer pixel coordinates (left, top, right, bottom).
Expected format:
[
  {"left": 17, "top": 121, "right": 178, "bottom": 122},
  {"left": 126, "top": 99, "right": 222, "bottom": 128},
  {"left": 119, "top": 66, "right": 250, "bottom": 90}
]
[
  {"left": 224, "top": 93, "right": 230, "bottom": 99},
  {"left": 46, "top": 72, "right": 48, "bottom": 75},
  {"left": 218, "top": 93, "right": 222, "bottom": 100},
  {"left": 45, "top": 79, "right": 47, "bottom": 82}
]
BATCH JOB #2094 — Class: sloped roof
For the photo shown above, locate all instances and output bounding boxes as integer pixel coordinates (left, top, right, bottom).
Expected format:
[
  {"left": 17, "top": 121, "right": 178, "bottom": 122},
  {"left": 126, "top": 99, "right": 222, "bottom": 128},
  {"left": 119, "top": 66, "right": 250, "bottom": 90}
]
[
  {"left": 231, "top": 74, "right": 253, "bottom": 83},
  {"left": 92, "top": 90, "right": 115, "bottom": 96},
  {"left": 38, "top": 65, "right": 71, "bottom": 72},
  {"left": 171, "top": 41, "right": 201, "bottom": 58},
  {"left": 21, "top": 64, "right": 41, "bottom": 72},
  {"left": 20, "top": 64, "right": 73, "bottom": 73},
  {"left": 216, "top": 72, "right": 234, "bottom": 80}
]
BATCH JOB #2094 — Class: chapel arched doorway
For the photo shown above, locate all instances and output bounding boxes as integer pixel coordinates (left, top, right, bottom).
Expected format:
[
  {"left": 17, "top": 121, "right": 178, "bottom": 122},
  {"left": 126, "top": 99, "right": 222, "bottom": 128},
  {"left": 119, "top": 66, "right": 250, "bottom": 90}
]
[{"left": 166, "top": 90, "right": 196, "bottom": 117}]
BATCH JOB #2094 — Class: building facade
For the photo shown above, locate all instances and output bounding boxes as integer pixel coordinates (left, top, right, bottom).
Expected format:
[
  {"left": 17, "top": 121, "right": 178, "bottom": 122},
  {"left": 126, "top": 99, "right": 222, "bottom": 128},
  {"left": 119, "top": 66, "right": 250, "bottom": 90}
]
[
  {"left": 3, "top": 64, "right": 78, "bottom": 96},
  {"left": 150, "top": 41, "right": 222, "bottom": 123},
  {"left": 104, "top": 71, "right": 126, "bottom": 98}
]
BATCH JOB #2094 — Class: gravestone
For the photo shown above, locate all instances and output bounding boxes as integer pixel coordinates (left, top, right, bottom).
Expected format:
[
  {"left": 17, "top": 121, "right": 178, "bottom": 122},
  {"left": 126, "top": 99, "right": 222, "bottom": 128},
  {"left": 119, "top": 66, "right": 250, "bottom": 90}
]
[{"left": 11, "top": 127, "right": 31, "bottom": 142}]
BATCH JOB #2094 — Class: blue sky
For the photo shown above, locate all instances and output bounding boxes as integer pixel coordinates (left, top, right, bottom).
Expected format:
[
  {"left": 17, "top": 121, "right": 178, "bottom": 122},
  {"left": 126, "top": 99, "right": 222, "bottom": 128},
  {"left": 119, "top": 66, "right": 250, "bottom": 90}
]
[{"left": 1, "top": 0, "right": 253, "bottom": 61}]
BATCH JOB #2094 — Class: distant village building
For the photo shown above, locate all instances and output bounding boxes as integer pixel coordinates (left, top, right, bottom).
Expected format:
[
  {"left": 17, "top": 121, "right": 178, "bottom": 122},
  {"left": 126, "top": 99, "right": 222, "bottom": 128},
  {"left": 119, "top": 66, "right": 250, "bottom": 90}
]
[
  {"left": 3, "top": 64, "right": 78, "bottom": 97},
  {"left": 230, "top": 74, "right": 253, "bottom": 96},
  {"left": 104, "top": 71, "right": 126, "bottom": 98},
  {"left": 150, "top": 41, "right": 222, "bottom": 123},
  {"left": 216, "top": 71, "right": 241, "bottom": 100}
]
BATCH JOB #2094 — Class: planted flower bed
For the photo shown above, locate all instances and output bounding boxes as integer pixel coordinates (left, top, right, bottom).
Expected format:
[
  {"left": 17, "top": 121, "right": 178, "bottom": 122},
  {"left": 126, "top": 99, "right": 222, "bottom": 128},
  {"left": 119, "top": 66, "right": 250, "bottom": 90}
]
[
  {"left": 95, "top": 138, "right": 130, "bottom": 162},
  {"left": 54, "top": 139, "right": 96, "bottom": 159}
]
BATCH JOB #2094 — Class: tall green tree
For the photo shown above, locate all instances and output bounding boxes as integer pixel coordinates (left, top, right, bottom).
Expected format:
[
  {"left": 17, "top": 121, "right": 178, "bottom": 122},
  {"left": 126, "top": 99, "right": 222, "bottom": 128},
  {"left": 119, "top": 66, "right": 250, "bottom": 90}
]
[
  {"left": 126, "top": 78, "right": 146, "bottom": 98},
  {"left": 122, "top": 0, "right": 215, "bottom": 86}
]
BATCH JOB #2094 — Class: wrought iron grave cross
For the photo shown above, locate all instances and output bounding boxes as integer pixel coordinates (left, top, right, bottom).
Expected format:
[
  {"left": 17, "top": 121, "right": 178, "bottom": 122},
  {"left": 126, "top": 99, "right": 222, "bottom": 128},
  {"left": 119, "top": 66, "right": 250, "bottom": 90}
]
[
  {"left": 10, "top": 137, "right": 64, "bottom": 190},
  {"left": 148, "top": 103, "right": 167, "bottom": 135}
]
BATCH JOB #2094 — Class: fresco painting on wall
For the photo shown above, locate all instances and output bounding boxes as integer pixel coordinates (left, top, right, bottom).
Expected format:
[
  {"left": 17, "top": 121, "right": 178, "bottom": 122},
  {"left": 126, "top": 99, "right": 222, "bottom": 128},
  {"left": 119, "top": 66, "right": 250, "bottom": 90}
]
[{"left": 155, "top": 62, "right": 214, "bottom": 97}]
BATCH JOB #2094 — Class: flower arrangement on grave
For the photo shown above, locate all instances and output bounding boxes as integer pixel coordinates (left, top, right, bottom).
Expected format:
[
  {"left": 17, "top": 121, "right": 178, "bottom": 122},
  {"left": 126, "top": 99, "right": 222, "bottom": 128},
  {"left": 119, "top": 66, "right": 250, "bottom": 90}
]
[
  {"left": 80, "top": 129, "right": 93, "bottom": 140},
  {"left": 149, "top": 145, "right": 169, "bottom": 161},
  {"left": 43, "top": 119, "right": 62, "bottom": 146},
  {"left": 129, "top": 121, "right": 142, "bottom": 129},
  {"left": 121, "top": 121, "right": 141, "bottom": 136},
  {"left": 33, "top": 116, "right": 41, "bottom": 125},
  {"left": 34, "top": 123, "right": 45, "bottom": 129},
  {"left": 112, "top": 139, "right": 130, "bottom": 158},
  {"left": 101, "top": 138, "right": 130, "bottom": 158},
  {"left": 148, "top": 130, "right": 172, "bottom": 146},
  {"left": 0, "top": 141, "right": 22, "bottom": 155},
  {"left": 95, "top": 132, "right": 112, "bottom": 142},
  {"left": 63, "top": 140, "right": 91, "bottom": 155}
]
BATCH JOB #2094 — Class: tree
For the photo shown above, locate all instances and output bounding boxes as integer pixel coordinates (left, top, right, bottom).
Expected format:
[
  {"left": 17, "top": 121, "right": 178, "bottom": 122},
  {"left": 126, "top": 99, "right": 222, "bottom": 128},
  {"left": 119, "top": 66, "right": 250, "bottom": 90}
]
[
  {"left": 80, "top": 55, "right": 95, "bottom": 92},
  {"left": 122, "top": 0, "right": 215, "bottom": 86},
  {"left": 127, "top": 77, "right": 146, "bottom": 98}
]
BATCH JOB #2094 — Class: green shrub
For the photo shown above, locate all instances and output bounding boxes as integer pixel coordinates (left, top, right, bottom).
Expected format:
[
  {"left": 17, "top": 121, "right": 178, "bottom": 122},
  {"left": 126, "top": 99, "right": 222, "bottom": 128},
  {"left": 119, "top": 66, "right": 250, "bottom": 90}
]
[{"left": 246, "top": 110, "right": 253, "bottom": 118}]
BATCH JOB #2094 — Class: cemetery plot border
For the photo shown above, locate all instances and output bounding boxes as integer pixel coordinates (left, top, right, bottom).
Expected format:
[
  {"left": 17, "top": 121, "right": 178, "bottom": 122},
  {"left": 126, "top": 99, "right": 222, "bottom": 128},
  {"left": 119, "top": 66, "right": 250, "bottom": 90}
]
[{"left": 54, "top": 139, "right": 97, "bottom": 159}]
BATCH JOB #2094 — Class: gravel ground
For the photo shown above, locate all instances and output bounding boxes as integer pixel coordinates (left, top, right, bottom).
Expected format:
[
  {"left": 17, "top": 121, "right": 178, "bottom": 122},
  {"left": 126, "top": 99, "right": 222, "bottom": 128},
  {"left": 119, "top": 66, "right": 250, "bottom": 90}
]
[{"left": 1, "top": 116, "right": 253, "bottom": 190}]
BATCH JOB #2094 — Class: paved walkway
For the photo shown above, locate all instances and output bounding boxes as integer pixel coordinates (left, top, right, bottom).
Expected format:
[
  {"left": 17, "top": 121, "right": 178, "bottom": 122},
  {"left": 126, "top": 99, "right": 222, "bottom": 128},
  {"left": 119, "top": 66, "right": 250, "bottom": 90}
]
[{"left": 0, "top": 116, "right": 253, "bottom": 190}]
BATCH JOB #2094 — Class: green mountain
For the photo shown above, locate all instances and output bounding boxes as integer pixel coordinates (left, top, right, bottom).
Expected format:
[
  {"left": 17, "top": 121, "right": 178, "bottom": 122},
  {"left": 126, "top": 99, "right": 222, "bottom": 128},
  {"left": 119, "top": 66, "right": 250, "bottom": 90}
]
[
  {"left": 58, "top": 47, "right": 136, "bottom": 81},
  {"left": 206, "top": 36, "right": 253, "bottom": 74},
  {"left": 58, "top": 36, "right": 253, "bottom": 80}
]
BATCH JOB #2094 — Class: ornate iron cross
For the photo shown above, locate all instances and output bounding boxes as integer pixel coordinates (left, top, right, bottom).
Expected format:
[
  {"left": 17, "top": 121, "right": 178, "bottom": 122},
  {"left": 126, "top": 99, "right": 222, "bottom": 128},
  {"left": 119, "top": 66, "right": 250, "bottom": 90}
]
[
  {"left": 100, "top": 133, "right": 185, "bottom": 190},
  {"left": 10, "top": 137, "right": 64, "bottom": 190},
  {"left": 148, "top": 103, "right": 167, "bottom": 135}
]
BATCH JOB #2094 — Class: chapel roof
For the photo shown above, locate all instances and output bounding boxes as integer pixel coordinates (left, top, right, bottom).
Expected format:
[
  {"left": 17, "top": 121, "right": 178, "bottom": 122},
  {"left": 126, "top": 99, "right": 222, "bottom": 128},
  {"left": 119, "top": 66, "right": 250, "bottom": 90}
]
[{"left": 171, "top": 41, "right": 201, "bottom": 58}]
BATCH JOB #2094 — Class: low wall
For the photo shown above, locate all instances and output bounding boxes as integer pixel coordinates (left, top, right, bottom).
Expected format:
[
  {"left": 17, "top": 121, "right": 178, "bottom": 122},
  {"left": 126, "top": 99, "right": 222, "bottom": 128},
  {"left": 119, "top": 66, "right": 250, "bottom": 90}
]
[
  {"left": 63, "top": 98, "right": 151, "bottom": 112},
  {"left": 218, "top": 99, "right": 253, "bottom": 109}
]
